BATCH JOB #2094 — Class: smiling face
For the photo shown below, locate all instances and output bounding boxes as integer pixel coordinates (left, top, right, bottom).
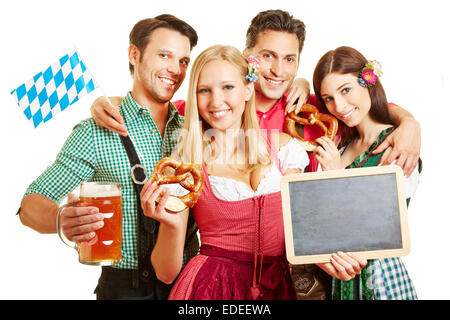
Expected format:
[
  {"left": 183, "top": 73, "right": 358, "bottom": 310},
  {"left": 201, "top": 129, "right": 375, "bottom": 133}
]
[
  {"left": 320, "top": 72, "right": 372, "bottom": 128},
  {"left": 130, "top": 27, "right": 191, "bottom": 104},
  {"left": 245, "top": 30, "right": 299, "bottom": 102},
  {"left": 196, "top": 59, "right": 253, "bottom": 132}
]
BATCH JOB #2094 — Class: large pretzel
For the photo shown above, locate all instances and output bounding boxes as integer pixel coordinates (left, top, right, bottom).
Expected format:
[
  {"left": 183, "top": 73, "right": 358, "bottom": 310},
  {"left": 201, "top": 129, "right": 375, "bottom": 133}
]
[
  {"left": 285, "top": 104, "right": 338, "bottom": 151},
  {"left": 150, "top": 158, "right": 204, "bottom": 212}
]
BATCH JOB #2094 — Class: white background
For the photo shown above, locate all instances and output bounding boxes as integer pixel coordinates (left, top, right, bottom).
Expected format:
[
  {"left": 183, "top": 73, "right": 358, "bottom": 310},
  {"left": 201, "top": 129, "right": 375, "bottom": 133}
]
[{"left": 0, "top": 0, "right": 448, "bottom": 299}]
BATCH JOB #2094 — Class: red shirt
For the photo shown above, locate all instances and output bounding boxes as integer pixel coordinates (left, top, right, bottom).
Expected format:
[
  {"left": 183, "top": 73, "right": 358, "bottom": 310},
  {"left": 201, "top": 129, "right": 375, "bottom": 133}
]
[{"left": 173, "top": 100, "right": 186, "bottom": 115}]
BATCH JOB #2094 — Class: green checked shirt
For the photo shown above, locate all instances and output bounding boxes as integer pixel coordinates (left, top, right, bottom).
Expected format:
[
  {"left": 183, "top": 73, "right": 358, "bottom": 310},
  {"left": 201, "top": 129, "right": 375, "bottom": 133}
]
[{"left": 25, "top": 92, "right": 192, "bottom": 269}]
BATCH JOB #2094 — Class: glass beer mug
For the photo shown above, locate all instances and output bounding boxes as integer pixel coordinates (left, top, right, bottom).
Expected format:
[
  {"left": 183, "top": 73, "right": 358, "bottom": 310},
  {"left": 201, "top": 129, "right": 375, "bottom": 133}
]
[{"left": 57, "top": 182, "right": 123, "bottom": 265}]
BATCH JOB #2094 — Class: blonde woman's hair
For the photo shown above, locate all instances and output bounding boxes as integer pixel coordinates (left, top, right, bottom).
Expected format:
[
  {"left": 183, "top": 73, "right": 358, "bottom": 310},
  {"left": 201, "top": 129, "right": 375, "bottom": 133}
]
[{"left": 175, "top": 44, "right": 271, "bottom": 172}]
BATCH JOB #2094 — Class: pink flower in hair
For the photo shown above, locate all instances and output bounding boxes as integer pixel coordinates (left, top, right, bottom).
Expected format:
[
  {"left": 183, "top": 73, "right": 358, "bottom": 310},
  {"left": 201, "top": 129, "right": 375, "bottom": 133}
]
[
  {"left": 246, "top": 55, "right": 260, "bottom": 82},
  {"left": 361, "top": 70, "right": 377, "bottom": 85},
  {"left": 246, "top": 55, "right": 260, "bottom": 69}
]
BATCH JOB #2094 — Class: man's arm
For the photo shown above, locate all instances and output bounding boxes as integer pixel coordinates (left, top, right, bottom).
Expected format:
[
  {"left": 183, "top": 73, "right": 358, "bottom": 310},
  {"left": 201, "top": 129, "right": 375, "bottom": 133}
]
[
  {"left": 285, "top": 78, "right": 310, "bottom": 114},
  {"left": 91, "top": 96, "right": 126, "bottom": 136},
  {"left": 388, "top": 103, "right": 415, "bottom": 124},
  {"left": 19, "top": 122, "right": 104, "bottom": 242},
  {"left": 90, "top": 96, "right": 187, "bottom": 134},
  {"left": 20, "top": 193, "right": 60, "bottom": 234},
  {"left": 20, "top": 193, "right": 103, "bottom": 243},
  {"left": 373, "top": 104, "right": 421, "bottom": 177}
]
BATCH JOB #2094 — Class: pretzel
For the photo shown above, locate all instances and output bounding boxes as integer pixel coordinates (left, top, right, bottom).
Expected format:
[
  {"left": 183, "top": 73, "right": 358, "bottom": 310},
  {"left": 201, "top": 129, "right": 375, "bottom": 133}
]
[
  {"left": 149, "top": 157, "right": 204, "bottom": 212},
  {"left": 285, "top": 104, "right": 338, "bottom": 151}
]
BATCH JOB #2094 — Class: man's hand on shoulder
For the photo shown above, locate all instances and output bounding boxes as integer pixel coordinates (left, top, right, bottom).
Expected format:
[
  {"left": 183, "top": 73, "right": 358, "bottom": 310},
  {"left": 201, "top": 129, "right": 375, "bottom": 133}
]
[
  {"left": 285, "top": 78, "right": 310, "bottom": 115},
  {"left": 91, "top": 96, "right": 127, "bottom": 136},
  {"left": 374, "top": 115, "right": 421, "bottom": 177}
]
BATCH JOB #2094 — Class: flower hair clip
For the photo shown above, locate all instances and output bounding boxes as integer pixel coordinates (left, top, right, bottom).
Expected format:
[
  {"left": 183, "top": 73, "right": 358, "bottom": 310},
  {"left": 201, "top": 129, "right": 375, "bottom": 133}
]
[
  {"left": 357, "top": 60, "right": 382, "bottom": 87},
  {"left": 245, "top": 55, "right": 259, "bottom": 82}
]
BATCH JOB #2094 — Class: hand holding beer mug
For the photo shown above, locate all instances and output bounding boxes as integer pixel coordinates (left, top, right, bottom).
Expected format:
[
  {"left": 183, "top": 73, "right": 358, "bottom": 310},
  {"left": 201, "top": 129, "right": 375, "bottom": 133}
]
[{"left": 56, "top": 182, "right": 123, "bottom": 265}]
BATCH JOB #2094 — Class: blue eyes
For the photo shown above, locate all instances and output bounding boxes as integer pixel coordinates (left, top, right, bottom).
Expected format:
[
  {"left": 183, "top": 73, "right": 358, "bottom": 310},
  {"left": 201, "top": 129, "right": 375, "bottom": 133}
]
[{"left": 198, "top": 85, "right": 234, "bottom": 94}]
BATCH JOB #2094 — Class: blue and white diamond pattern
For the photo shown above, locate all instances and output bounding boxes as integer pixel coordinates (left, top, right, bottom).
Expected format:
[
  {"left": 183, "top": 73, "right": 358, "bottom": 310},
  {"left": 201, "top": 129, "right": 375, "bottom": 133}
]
[{"left": 11, "top": 50, "right": 98, "bottom": 128}]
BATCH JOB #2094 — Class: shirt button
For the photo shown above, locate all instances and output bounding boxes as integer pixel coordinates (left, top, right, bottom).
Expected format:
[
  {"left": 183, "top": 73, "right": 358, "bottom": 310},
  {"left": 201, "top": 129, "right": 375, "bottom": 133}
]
[
  {"left": 262, "top": 114, "right": 267, "bottom": 119},
  {"left": 142, "top": 270, "right": 149, "bottom": 278},
  {"left": 151, "top": 129, "right": 156, "bottom": 134}
]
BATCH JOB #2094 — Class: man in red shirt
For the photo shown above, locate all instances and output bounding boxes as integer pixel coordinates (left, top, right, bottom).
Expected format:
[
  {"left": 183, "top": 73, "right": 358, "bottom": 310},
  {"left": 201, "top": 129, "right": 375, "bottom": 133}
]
[{"left": 241, "top": 10, "right": 420, "bottom": 174}]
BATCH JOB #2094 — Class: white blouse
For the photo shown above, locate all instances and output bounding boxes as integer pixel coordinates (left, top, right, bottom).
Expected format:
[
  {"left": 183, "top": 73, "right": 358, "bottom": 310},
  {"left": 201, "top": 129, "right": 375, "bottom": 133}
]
[
  {"left": 385, "top": 160, "right": 420, "bottom": 199},
  {"left": 167, "top": 139, "right": 309, "bottom": 201},
  {"left": 209, "top": 139, "right": 310, "bottom": 201}
]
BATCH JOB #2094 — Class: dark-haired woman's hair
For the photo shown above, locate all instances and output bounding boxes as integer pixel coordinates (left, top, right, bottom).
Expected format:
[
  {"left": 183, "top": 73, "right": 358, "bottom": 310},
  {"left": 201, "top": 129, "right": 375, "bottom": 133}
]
[{"left": 312, "top": 46, "right": 395, "bottom": 146}]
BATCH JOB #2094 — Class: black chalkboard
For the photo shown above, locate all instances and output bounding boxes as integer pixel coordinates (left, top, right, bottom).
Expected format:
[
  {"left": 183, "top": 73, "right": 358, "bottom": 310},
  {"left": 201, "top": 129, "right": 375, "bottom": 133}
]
[{"left": 281, "top": 165, "right": 410, "bottom": 264}]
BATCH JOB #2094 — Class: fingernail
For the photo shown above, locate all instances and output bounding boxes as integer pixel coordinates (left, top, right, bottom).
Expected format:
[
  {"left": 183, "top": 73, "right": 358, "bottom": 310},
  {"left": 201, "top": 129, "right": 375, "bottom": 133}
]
[
  {"left": 89, "top": 232, "right": 95, "bottom": 238},
  {"left": 90, "top": 208, "right": 98, "bottom": 214}
]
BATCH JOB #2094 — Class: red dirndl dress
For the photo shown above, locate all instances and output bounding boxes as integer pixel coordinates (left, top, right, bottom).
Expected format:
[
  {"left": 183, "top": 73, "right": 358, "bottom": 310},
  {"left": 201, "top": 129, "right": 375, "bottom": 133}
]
[{"left": 168, "top": 162, "right": 297, "bottom": 300}]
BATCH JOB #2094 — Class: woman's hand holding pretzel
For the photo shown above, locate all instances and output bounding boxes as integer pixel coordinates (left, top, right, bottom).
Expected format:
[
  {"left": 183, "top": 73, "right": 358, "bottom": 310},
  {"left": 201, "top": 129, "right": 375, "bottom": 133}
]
[
  {"left": 142, "top": 180, "right": 190, "bottom": 285},
  {"left": 314, "top": 136, "right": 343, "bottom": 170},
  {"left": 285, "top": 104, "right": 338, "bottom": 152},
  {"left": 140, "top": 181, "right": 188, "bottom": 230},
  {"left": 150, "top": 158, "right": 204, "bottom": 212}
]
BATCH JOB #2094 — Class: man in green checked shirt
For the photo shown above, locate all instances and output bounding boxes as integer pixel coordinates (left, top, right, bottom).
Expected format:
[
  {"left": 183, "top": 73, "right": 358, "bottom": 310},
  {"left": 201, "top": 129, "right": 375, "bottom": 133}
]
[{"left": 18, "top": 15, "right": 199, "bottom": 300}]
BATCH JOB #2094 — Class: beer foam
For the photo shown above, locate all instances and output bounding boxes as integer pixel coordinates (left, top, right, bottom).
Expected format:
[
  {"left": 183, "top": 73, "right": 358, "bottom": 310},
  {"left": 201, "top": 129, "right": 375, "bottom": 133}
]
[{"left": 80, "top": 183, "right": 122, "bottom": 198}]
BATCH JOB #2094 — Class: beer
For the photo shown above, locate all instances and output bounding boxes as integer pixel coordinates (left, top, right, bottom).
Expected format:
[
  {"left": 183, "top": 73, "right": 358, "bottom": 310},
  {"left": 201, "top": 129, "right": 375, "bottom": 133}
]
[{"left": 78, "top": 183, "right": 122, "bottom": 265}]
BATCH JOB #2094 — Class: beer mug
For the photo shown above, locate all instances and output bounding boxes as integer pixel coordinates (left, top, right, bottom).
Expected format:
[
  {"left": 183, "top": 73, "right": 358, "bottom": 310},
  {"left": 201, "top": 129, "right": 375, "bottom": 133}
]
[{"left": 57, "top": 182, "right": 123, "bottom": 265}]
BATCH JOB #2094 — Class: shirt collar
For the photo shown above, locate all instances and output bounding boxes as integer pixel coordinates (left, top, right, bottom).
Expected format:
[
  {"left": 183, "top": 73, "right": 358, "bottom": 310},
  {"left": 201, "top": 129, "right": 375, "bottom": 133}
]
[
  {"left": 167, "top": 100, "right": 183, "bottom": 126},
  {"left": 255, "top": 92, "right": 287, "bottom": 117},
  {"left": 120, "top": 92, "right": 183, "bottom": 126}
]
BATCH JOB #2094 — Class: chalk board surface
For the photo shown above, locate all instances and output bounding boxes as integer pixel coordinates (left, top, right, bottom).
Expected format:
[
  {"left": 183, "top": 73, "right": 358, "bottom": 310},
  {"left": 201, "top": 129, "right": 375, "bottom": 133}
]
[{"left": 281, "top": 166, "right": 410, "bottom": 264}]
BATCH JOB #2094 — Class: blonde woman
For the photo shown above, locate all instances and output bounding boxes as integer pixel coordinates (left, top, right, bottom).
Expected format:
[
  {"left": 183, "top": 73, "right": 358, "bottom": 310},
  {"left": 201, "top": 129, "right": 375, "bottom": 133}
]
[{"left": 140, "top": 45, "right": 366, "bottom": 300}]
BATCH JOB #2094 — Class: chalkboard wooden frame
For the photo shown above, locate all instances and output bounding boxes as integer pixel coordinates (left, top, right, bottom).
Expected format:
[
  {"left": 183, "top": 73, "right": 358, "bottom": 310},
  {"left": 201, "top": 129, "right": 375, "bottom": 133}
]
[{"left": 281, "top": 165, "right": 410, "bottom": 265}]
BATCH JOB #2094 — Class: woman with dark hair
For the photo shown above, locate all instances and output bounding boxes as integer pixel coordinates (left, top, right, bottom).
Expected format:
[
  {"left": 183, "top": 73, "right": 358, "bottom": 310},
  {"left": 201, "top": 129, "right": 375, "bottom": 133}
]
[{"left": 312, "top": 46, "right": 420, "bottom": 300}]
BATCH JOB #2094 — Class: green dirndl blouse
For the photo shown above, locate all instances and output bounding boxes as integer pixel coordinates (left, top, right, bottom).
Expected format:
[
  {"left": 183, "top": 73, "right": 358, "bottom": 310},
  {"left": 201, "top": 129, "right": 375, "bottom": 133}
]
[{"left": 332, "top": 127, "right": 420, "bottom": 300}]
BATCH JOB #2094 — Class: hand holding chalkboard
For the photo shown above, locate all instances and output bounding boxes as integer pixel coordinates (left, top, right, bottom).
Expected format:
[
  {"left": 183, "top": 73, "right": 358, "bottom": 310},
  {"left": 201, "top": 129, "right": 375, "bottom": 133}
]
[
  {"left": 316, "top": 251, "right": 367, "bottom": 281},
  {"left": 281, "top": 165, "right": 410, "bottom": 265}
]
